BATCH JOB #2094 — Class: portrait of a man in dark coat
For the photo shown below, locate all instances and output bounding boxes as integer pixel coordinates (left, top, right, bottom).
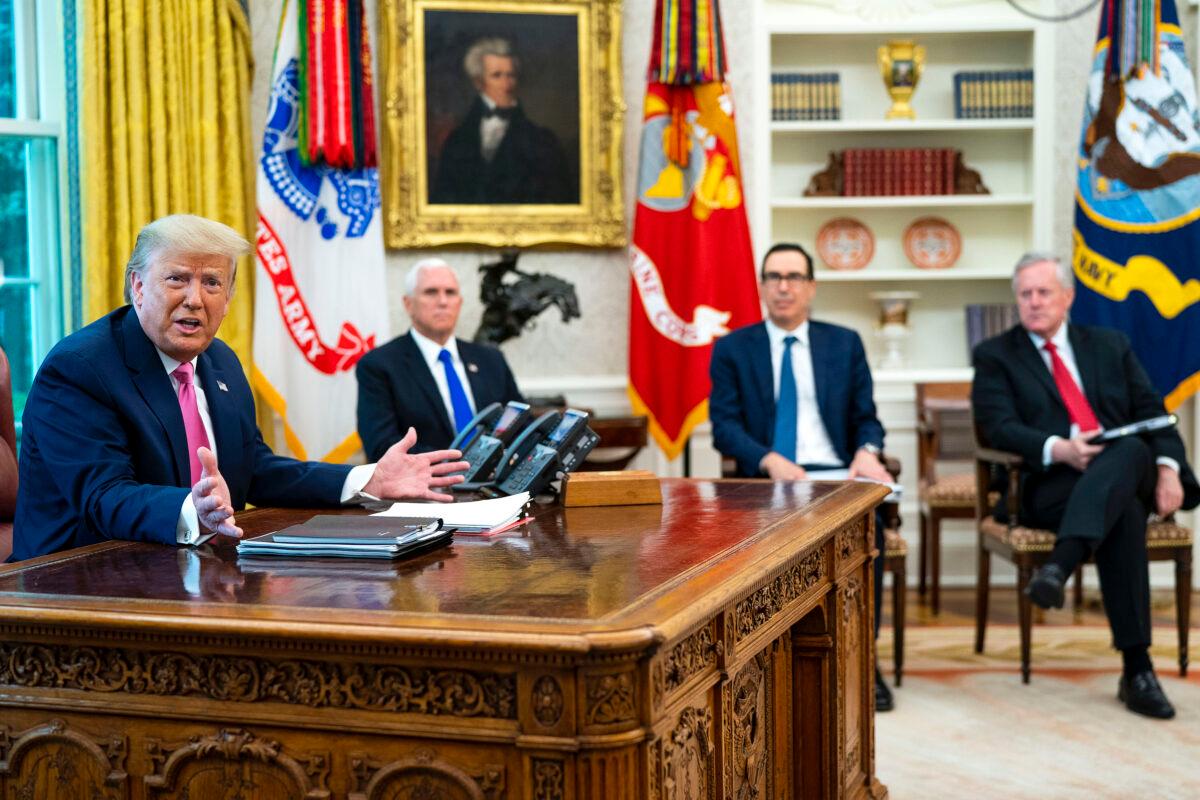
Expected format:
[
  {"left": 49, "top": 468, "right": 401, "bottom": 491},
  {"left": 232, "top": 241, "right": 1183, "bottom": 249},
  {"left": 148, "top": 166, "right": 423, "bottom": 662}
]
[{"left": 427, "top": 31, "right": 579, "bottom": 206}]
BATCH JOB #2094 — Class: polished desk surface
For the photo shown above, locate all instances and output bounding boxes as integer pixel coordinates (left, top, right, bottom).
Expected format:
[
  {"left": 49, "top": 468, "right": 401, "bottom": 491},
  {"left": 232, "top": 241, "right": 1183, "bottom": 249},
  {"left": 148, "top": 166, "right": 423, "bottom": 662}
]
[{"left": 0, "top": 479, "right": 884, "bottom": 650}]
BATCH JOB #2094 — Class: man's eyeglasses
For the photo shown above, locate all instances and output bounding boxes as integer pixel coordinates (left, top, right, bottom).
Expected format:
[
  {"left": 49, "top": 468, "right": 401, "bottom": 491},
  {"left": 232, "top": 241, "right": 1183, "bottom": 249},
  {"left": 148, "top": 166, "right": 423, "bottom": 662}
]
[{"left": 762, "top": 271, "right": 812, "bottom": 286}]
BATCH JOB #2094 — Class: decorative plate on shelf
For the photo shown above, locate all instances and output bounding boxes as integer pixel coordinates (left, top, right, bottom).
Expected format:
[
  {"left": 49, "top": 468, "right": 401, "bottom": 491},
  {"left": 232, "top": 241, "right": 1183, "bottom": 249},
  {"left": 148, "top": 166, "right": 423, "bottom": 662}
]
[
  {"left": 903, "top": 216, "right": 961, "bottom": 269},
  {"left": 816, "top": 217, "right": 874, "bottom": 270}
]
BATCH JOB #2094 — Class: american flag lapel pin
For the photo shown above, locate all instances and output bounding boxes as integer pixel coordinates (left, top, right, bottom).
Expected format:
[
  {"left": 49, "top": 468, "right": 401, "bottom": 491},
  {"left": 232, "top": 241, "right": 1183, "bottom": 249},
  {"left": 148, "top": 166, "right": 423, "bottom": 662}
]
[
  {"left": 467, "top": 363, "right": 479, "bottom": 374},
  {"left": 217, "top": 380, "right": 229, "bottom": 392}
]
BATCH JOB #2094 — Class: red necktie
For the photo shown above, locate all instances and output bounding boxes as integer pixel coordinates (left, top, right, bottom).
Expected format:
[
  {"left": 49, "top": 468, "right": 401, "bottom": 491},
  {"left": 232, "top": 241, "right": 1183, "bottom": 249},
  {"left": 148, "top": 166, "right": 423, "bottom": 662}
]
[
  {"left": 172, "top": 363, "right": 211, "bottom": 484},
  {"left": 1043, "top": 341, "right": 1099, "bottom": 432}
]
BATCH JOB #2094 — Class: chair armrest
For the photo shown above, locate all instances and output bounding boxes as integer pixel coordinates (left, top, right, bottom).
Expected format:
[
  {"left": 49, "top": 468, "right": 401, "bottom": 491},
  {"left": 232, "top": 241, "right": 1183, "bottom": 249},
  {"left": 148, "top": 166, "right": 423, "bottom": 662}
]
[
  {"left": 976, "top": 447, "right": 1024, "bottom": 467},
  {"left": 881, "top": 454, "right": 901, "bottom": 482}
]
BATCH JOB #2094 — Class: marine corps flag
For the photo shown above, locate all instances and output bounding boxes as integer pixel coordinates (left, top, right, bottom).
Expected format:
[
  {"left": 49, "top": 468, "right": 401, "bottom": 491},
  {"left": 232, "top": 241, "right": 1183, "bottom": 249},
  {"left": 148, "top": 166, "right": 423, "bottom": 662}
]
[
  {"left": 252, "top": 0, "right": 389, "bottom": 461},
  {"left": 628, "top": 0, "right": 761, "bottom": 459},
  {"left": 1072, "top": 0, "right": 1200, "bottom": 410}
]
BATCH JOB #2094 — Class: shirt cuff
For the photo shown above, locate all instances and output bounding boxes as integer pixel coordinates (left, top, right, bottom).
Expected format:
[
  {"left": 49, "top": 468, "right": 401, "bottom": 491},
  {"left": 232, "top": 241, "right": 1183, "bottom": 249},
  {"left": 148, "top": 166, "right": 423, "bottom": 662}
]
[
  {"left": 176, "top": 494, "right": 216, "bottom": 546},
  {"left": 1042, "top": 436, "right": 1062, "bottom": 467},
  {"left": 341, "top": 463, "right": 378, "bottom": 504},
  {"left": 1156, "top": 456, "right": 1180, "bottom": 473}
]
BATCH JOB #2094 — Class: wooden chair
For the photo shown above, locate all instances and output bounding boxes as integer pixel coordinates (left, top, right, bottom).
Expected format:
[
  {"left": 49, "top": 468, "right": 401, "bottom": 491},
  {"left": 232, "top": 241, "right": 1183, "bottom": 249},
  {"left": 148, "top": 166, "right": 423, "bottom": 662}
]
[
  {"left": 915, "top": 382, "right": 975, "bottom": 615},
  {"left": 0, "top": 346, "right": 17, "bottom": 563},
  {"left": 973, "top": 429, "right": 1192, "bottom": 684},
  {"left": 578, "top": 415, "right": 648, "bottom": 471}
]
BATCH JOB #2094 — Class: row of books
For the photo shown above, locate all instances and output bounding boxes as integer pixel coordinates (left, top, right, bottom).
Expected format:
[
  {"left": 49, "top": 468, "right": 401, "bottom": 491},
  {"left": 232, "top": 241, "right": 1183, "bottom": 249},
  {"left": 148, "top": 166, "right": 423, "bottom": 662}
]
[
  {"left": 965, "top": 303, "right": 1020, "bottom": 357},
  {"left": 954, "top": 70, "right": 1033, "bottom": 119},
  {"left": 842, "top": 148, "right": 959, "bottom": 196},
  {"left": 771, "top": 72, "right": 842, "bottom": 121}
]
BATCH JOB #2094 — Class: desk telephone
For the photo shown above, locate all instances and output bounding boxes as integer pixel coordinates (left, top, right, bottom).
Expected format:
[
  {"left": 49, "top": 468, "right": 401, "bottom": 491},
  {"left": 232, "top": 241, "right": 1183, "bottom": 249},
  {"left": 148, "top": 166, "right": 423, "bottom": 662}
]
[
  {"left": 493, "top": 408, "right": 600, "bottom": 496},
  {"left": 449, "top": 401, "right": 533, "bottom": 484}
]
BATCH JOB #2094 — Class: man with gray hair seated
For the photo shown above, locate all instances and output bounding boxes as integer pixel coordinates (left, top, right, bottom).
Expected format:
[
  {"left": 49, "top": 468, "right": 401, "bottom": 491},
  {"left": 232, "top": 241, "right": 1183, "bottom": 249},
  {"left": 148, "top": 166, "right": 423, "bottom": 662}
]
[
  {"left": 12, "top": 214, "right": 469, "bottom": 561},
  {"left": 972, "top": 251, "right": 1200, "bottom": 719},
  {"left": 356, "top": 257, "right": 523, "bottom": 460},
  {"left": 429, "top": 36, "right": 573, "bottom": 205}
]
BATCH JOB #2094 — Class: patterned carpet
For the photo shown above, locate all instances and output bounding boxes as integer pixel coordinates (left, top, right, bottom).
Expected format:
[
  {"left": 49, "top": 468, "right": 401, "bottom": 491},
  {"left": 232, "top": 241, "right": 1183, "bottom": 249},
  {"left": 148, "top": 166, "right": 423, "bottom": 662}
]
[{"left": 875, "top": 625, "right": 1200, "bottom": 799}]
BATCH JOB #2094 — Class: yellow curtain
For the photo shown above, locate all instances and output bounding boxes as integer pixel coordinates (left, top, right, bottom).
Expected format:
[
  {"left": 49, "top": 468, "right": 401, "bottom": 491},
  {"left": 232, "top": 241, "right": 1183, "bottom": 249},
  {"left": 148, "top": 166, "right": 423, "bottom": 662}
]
[{"left": 81, "top": 0, "right": 256, "bottom": 367}]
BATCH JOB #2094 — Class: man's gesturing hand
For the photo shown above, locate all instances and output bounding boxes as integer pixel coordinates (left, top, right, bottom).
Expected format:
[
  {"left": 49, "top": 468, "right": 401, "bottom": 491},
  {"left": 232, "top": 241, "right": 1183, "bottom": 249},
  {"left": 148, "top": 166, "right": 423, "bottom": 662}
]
[
  {"left": 192, "top": 446, "right": 242, "bottom": 538},
  {"left": 363, "top": 428, "right": 470, "bottom": 502}
]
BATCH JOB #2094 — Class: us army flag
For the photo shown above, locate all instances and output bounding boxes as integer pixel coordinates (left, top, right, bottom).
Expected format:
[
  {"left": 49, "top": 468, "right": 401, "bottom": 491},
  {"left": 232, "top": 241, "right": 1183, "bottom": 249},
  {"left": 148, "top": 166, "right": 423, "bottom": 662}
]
[
  {"left": 1072, "top": 0, "right": 1200, "bottom": 410},
  {"left": 252, "top": 0, "right": 389, "bottom": 461}
]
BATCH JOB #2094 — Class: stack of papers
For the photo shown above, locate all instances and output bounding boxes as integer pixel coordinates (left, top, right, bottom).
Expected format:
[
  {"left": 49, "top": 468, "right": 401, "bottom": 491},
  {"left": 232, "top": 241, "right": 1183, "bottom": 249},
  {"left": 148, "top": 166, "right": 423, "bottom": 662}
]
[
  {"left": 237, "top": 515, "right": 451, "bottom": 559},
  {"left": 806, "top": 469, "right": 903, "bottom": 503},
  {"left": 373, "top": 492, "right": 531, "bottom": 535}
]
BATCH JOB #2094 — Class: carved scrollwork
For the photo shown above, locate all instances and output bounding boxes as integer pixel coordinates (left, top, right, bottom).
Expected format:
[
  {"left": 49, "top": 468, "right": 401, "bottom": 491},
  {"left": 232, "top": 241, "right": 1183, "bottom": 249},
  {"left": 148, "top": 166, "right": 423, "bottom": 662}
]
[
  {"left": 0, "top": 719, "right": 127, "bottom": 800},
  {"left": 663, "top": 706, "right": 714, "bottom": 800},
  {"left": 144, "top": 728, "right": 329, "bottom": 798},
  {"left": 0, "top": 642, "right": 516, "bottom": 719},
  {"left": 836, "top": 520, "right": 865, "bottom": 561},
  {"left": 531, "top": 757, "right": 565, "bottom": 800},
  {"left": 731, "top": 655, "right": 769, "bottom": 800},
  {"left": 584, "top": 671, "right": 637, "bottom": 726},
  {"left": 652, "top": 621, "right": 718, "bottom": 709},
  {"left": 735, "top": 550, "right": 825, "bottom": 641},
  {"left": 349, "top": 747, "right": 503, "bottom": 800},
  {"left": 531, "top": 675, "right": 565, "bottom": 727}
]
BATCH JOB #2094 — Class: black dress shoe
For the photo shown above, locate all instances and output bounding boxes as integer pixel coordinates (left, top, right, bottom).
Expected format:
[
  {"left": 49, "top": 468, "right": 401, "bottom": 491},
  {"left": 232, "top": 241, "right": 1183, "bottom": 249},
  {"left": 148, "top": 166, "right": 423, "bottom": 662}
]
[
  {"left": 1119, "top": 670, "right": 1176, "bottom": 719},
  {"left": 1026, "top": 564, "right": 1066, "bottom": 610},
  {"left": 875, "top": 668, "right": 894, "bottom": 712}
]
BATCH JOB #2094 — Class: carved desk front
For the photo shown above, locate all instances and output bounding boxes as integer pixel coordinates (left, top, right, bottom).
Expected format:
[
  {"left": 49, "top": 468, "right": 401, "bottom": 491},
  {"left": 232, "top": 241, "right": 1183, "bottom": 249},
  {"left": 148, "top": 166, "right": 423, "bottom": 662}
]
[{"left": 0, "top": 479, "right": 888, "bottom": 799}]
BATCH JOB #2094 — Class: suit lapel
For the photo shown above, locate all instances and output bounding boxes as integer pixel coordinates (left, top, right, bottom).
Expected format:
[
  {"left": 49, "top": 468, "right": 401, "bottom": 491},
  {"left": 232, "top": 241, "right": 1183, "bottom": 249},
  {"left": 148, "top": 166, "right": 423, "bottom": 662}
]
[
  {"left": 459, "top": 340, "right": 489, "bottom": 409},
  {"left": 197, "top": 351, "right": 239, "bottom": 472},
  {"left": 807, "top": 323, "right": 832, "bottom": 426},
  {"left": 404, "top": 332, "right": 455, "bottom": 441},
  {"left": 121, "top": 310, "right": 189, "bottom": 486},
  {"left": 1010, "top": 327, "right": 1062, "bottom": 408},
  {"left": 1068, "top": 325, "right": 1104, "bottom": 418},
  {"left": 748, "top": 324, "right": 774, "bottom": 427}
]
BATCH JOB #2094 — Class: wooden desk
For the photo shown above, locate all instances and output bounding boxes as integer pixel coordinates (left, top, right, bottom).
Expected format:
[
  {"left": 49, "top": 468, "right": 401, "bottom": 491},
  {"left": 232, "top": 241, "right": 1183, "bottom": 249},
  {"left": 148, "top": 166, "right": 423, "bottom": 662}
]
[{"left": 0, "top": 479, "right": 888, "bottom": 799}]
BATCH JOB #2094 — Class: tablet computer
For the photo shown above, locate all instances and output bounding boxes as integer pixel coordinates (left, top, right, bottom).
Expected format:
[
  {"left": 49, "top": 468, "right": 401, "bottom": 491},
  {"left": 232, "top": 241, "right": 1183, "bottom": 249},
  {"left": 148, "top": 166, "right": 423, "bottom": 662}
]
[{"left": 1088, "top": 414, "right": 1178, "bottom": 444}]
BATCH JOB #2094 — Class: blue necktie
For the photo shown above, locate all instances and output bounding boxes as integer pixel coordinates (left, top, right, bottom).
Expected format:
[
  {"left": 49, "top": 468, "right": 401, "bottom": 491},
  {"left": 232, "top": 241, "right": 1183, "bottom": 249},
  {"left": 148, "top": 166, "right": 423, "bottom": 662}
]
[
  {"left": 438, "top": 349, "right": 474, "bottom": 432},
  {"left": 772, "top": 335, "right": 798, "bottom": 463}
]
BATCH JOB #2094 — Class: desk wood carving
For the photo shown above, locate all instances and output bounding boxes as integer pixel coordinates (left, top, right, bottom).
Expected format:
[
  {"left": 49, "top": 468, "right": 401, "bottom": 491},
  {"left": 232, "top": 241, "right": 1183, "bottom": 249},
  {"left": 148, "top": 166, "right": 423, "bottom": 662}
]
[{"left": 0, "top": 479, "right": 888, "bottom": 799}]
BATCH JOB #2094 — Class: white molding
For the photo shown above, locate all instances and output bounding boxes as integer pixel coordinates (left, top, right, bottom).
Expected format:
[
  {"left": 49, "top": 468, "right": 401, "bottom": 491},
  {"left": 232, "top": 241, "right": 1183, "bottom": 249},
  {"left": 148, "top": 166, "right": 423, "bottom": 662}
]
[
  {"left": 813, "top": 268, "right": 1011, "bottom": 282},
  {"left": 772, "top": 194, "right": 1033, "bottom": 209},
  {"left": 773, "top": 119, "right": 1033, "bottom": 133},
  {"left": 0, "top": 119, "right": 59, "bottom": 137}
]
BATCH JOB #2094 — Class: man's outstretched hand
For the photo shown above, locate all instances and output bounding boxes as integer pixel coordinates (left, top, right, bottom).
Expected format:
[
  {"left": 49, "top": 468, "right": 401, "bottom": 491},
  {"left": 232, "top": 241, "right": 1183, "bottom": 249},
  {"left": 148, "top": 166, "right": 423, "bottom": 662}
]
[
  {"left": 363, "top": 428, "right": 469, "bottom": 502},
  {"left": 192, "top": 446, "right": 242, "bottom": 539}
]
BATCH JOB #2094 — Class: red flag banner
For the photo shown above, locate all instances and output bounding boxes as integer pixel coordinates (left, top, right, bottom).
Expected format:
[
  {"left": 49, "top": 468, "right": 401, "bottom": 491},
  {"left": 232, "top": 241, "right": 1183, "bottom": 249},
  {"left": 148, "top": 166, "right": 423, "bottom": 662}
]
[{"left": 628, "top": 75, "right": 761, "bottom": 459}]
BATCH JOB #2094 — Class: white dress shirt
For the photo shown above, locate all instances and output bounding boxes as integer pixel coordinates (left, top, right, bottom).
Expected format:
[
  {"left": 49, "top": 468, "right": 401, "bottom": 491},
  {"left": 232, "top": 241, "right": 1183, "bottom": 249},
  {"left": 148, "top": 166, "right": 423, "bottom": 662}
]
[
  {"left": 1031, "top": 323, "right": 1178, "bottom": 473},
  {"left": 765, "top": 319, "right": 841, "bottom": 466},
  {"left": 479, "top": 95, "right": 511, "bottom": 163},
  {"left": 158, "top": 349, "right": 374, "bottom": 545},
  {"left": 410, "top": 328, "right": 478, "bottom": 427}
]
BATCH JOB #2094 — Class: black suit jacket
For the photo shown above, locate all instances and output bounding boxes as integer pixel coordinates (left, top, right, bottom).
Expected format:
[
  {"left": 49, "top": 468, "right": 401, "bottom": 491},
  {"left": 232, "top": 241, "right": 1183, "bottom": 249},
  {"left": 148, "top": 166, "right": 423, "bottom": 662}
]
[
  {"left": 13, "top": 307, "right": 351, "bottom": 561},
  {"left": 430, "top": 99, "right": 575, "bottom": 205},
  {"left": 356, "top": 331, "right": 524, "bottom": 460},
  {"left": 972, "top": 323, "right": 1200, "bottom": 508}
]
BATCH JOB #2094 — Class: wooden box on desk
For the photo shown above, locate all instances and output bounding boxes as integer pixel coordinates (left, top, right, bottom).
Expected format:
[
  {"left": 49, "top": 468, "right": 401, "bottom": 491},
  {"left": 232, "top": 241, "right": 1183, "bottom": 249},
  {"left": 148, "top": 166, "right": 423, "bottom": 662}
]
[{"left": 562, "top": 469, "right": 662, "bottom": 507}]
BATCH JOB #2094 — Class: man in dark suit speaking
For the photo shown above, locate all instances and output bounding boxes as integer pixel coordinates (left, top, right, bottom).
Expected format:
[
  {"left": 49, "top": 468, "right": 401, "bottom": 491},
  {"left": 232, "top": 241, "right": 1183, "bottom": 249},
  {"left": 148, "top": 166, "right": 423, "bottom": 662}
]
[
  {"left": 972, "top": 253, "right": 1199, "bottom": 719},
  {"left": 356, "top": 258, "right": 523, "bottom": 460},
  {"left": 709, "top": 242, "right": 896, "bottom": 711},
  {"left": 430, "top": 37, "right": 574, "bottom": 205},
  {"left": 12, "top": 215, "right": 467, "bottom": 562}
]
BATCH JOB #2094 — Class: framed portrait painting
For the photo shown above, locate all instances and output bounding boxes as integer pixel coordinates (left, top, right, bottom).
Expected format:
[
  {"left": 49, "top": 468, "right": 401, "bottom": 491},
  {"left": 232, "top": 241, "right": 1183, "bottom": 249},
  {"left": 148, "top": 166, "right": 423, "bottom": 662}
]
[{"left": 380, "top": 0, "right": 625, "bottom": 248}]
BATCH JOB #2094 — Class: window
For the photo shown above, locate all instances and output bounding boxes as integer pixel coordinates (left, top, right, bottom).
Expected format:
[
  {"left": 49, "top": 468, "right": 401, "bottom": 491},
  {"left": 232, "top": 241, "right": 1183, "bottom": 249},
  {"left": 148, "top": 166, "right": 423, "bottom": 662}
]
[{"left": 0, "top": 0, "right": 68, "bottom": 433}]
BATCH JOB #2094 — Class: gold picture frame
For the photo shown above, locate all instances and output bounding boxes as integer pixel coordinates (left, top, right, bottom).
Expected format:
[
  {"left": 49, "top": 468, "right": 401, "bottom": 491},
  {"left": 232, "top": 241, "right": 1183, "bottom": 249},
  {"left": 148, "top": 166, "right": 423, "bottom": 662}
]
[{"left": 380, "top": 0, "right": 625, "bottom": 248}]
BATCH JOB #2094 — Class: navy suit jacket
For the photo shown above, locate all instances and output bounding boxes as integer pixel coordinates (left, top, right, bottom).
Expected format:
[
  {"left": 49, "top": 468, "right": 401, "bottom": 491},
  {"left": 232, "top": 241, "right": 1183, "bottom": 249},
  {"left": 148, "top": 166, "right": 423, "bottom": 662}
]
[
  {"left": 12, "top": 307, "right": 351, "bottom": 561},
  {"left": 710, "top": 320, "right": 885, "bottom": 477},
  {"left": 972, "top": 323, "right": 1199, "bottom": 507},
  {"left": 356, "top": 331, "right": 524, "bottom": 460}
]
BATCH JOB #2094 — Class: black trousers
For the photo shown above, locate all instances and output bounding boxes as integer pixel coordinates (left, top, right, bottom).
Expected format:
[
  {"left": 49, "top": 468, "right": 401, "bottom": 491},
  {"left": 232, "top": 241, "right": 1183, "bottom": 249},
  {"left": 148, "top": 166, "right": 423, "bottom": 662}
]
[{"left": 1021, "top": 437, "right": 1157, "bottom": 650}]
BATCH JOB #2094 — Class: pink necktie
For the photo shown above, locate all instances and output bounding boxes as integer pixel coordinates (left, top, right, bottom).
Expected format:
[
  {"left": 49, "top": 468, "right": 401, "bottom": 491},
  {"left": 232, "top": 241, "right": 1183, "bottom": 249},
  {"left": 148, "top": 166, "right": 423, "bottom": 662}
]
[{"left": 172, "top": 363, "right": 211, "bottom": 484}]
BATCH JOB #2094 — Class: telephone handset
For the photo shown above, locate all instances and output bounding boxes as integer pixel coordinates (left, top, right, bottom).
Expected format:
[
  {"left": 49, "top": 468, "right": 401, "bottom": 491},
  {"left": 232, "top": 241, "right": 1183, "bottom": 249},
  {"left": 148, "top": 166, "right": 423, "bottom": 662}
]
[
  {"left": 495, "top": 408, "right": 600, "bottom": 497},
  {"left": 450, "top": 401, "right": 533, "bottom": 485}
]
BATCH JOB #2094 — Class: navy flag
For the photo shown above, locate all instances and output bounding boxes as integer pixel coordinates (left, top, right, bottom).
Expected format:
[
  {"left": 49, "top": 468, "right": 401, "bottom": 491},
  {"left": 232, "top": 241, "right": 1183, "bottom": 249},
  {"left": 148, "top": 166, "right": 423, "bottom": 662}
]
[{"left": 1073, "top": 0, "right": 1200, "bottom": 410}]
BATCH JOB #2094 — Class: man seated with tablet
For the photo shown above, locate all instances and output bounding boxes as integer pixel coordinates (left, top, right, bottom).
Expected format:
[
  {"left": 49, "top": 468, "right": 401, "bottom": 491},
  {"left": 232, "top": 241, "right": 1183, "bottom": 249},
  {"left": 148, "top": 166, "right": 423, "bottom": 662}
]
[{"left": 972, "top": 252, "right": 1200, "bottom": 719}]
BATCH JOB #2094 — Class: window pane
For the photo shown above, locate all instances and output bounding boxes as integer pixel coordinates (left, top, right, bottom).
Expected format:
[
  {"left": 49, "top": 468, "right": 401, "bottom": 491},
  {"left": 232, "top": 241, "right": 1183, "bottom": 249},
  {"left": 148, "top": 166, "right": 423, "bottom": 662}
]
[
  {"left": 0, "top": 283, "right": 33, "bottom": 422},
  {"left": 0, "top": 0, "right": 13, "bottom": 118},
  {"left": 0, "top": 136, "right": 30, "bottom": 278}
]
